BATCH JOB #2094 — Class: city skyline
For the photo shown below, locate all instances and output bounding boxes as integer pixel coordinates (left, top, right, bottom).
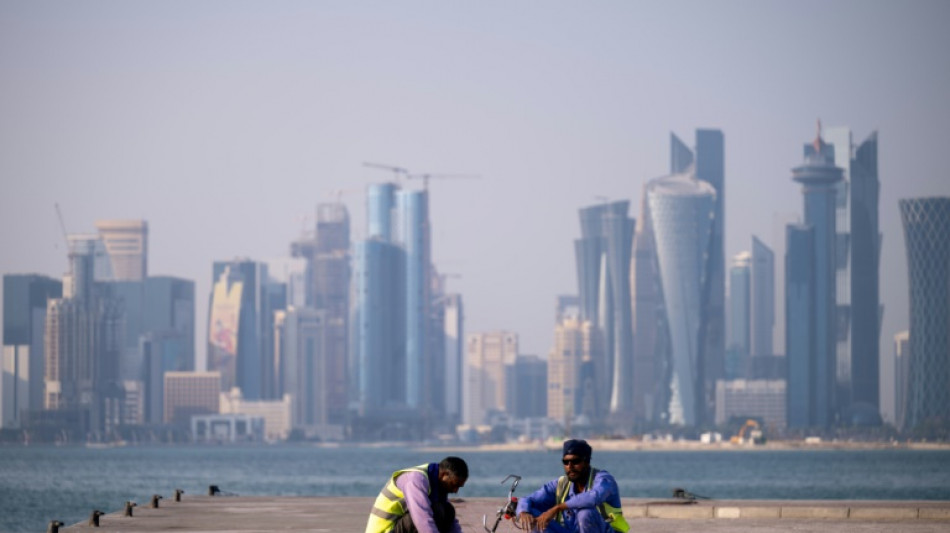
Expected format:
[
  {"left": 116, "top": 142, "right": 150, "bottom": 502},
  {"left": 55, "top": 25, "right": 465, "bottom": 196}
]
[{"left": 2, "top": 2, "right": 950, "bottom": 367}]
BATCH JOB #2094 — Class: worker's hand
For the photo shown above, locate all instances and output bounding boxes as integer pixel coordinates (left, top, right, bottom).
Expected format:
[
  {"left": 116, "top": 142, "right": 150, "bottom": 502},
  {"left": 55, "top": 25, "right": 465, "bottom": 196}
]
[
  {"left": 517, "top": 512, "right": 536, "bottom": 531},
  {"left": 536, "top": 504, "right": 564, "bottom": 531}
]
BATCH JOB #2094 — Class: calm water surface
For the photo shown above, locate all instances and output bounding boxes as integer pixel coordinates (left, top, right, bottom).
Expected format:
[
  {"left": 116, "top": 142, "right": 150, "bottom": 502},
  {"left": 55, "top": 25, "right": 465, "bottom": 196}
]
[{"left": 1, "top": 445, "right": 948, "bottom": 533}]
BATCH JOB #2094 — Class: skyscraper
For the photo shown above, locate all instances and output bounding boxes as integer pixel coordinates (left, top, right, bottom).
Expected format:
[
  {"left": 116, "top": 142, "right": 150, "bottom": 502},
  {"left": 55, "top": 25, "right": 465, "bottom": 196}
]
[
  {"left": 144, "top": 277, "right": 195, "bottom": 370},
  {"left": 823, "top": 128, "right": 881, "bottom": 420},
  {"left": 289, "top": 203, "right": 351, "bottom": 423},
  {"left": 899, "top": 197, "right": 950, "bottom": 430},
  {"left": 274, "top": 307, "right": 333, "bottom": 433},
  {"left": 631, "top": 188, "right": 665, "bottom": 424},
  {"left": 848, "top": 132, "right": 881, "bottom": 416},
  {"left": 695, "top": 130, "right": 726, "bottom": 422},
  {"left": 351, "top": 182, "right": 407, "bottom": 423},
  {"left": 727, "top": 252, "right": 751, "bottom": 379},
  {"left": 463, "top": 331, "right": 517, "bottom": 425},
  {"left": 665, "top": 129, "right": 726, "bottom": 425},
  {"left": 45, "top": 236, "right": 124, "bottom": 435},
  {"left": 142, "top": 330, "right": 190, "bottom": 425},
  {"left": 512, "top": 354, "right": 547, "bottom": 418},
  {"left": 824, "top": 127, "right": 853, "bottom": 406},
  {"left": 771, "top": 212, "right": 800, "bottom": 358},
  {"left": 750, "top": 236, "right": 775, "bottom": 360},
  {"left": 95, "top": 220, "right": 148, "bottom": 281},
  {"left": 786, "top": 128, "right": 843, "bottom": 429},
  {"left": 442, "top": 294, "right": 464, "bottom": 425},
  {"left": 574, "top": 201, "right": 635, "bottom": 423},
  {"left": 547, "top": 318, "right": 599, "bottom": 428},
  {"left": 785, "top": 224, "right": 815, "bottom": 428},
  {"left": 397, "top": 189, "right": 429, "bottom": 410},
  {"left": 353, "top": 238, "right": 406, "bottom": 416},
  {"left": 207, "top": 260, "right": 278, "bottom": 400},
  {"left": 647, "top": 172, "right": 716, "bottom": 426},
  {"left": 2, "top": 275, "right": 62, "bottom": 428},
  {"left": 892, "top": 330, "right": 910, "bottom": 430}
]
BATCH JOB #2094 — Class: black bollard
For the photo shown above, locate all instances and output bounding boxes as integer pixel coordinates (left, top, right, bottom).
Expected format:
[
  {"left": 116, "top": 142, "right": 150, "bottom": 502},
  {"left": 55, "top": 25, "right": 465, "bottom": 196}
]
[
  {"left": 175, "top": 488, "right": 185, "bottom": 502},
  {"left": 209, "top": 484, "right": 221, "bottom": 496},
  {"left": 150, "top": 494, "right": 163, "bottom": 508},
  {"left": 88, "top": 510, "right": 105, "bottom": 527},
  {"left": 124, "top": 501, "right": 137, "bottom": 517},
  {"left": 47, "top": 520, "right": 64, "bottom": 533}
]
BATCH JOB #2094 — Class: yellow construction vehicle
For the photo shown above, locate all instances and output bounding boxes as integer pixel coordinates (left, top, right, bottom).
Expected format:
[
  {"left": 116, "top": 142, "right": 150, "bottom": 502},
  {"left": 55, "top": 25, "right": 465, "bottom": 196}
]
[{"left": 730, "top": 419, "right": 766, "bottom": 445}]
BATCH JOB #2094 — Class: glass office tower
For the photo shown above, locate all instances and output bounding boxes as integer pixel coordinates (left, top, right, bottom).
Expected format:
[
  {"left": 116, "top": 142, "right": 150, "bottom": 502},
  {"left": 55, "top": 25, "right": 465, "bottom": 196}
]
[
  {"left": 848, "top": 133, "right": 881, "bottom": 416},
  {"left": 899, "top": 197, "right": 950, "bottom": 429},
  {"left": 668, "top": 129, "right": 726, "bottom": 425},
  {"left": 647, "top": 173, "right": 716, "bottom": 426},
  {"left": 396, "top": 189, "right": 429, "bottom": 409},
  {"left": 2, "top": 275, "right": 62, "bottom": 428},
  {"left": 631, "top": 187, "right": 665, "bottom": 424},
  {"left": 785, "top": 224, "right": 815, "bottom": 428},
  {"left": 208, "top": 260, "right": 278, "bottom": 400},
  {"left": 750, "top": 236, "right": 775, "bottom": 360},
  {"left": 574, "top": 200, "right": 635, "bottom": 422},
  {"left": 353, "top": 238, "right": 406, "bottom": 415},
  {"left": 824, "top": 128, "right": 881, "bottom": 420}
]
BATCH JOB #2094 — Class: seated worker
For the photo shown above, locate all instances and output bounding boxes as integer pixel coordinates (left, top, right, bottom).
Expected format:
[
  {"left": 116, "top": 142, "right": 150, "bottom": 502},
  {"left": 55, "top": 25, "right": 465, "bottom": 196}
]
[
  {"left": 516, "top": 440, "right": 628, "bottom": 533},
  {"left": 365, "top": 456, "right": 468, "bottom": 533}
]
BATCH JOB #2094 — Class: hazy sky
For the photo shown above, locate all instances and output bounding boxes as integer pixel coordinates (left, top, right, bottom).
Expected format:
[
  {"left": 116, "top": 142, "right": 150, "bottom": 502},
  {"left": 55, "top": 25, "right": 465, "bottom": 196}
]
[{"left": 2, "top": 1, "right": 949, "bottom": 371}]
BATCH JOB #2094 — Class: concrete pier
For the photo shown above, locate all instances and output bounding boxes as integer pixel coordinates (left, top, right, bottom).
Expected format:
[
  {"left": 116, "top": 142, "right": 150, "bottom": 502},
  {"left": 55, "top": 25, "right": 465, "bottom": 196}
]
[{"left": 60, "top": 496, "right": 950, "bottom": 532}]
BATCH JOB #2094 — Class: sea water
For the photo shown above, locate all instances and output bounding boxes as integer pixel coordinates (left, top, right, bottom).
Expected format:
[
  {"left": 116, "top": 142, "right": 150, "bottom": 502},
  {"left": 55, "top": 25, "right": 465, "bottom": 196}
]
[{"left": 1, "top": 444, "right": 949, "bottom": 533}]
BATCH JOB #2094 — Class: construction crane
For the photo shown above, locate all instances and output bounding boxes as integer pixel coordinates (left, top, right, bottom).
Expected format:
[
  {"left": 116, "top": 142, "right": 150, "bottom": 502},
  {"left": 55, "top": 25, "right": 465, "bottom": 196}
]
[
  {"left": 54, "top": 203, "right": 73, "bottom": 268},
  {"left": 406, "top": 172, "right": 480, "bottom": 192},
  {"left": 363, "top": 162, "right": 409, "bottom": 182},
  {"left": 363, "top": 162, "right": 480, "bottom": 191},
  {"left": 54, "top": 202, "right": 69, "bottom": 247}
]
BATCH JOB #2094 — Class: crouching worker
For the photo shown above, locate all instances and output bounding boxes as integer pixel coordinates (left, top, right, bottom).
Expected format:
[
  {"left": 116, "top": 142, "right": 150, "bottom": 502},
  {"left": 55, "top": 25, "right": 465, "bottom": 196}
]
[
  {"left": 365, "top": 456, "right": 468, "bottom": 533},
  {"left": 516, "top": 439, "right": 629, "bottom": 533}
]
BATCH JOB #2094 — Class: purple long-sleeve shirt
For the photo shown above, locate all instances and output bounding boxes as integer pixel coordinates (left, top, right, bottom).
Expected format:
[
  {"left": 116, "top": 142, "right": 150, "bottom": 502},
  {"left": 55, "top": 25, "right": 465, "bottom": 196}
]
[{"left": 394, "top": 470, "right": 462, "bottom": 533}]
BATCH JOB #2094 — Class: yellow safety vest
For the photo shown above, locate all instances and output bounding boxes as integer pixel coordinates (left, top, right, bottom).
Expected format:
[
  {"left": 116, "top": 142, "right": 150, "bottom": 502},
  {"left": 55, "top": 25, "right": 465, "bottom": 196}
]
[
  {"left": 555, "top": 468, "right": 630, "bottom": 533},
  {"left": 365, "top": 464, "right": 431, "bottom": 533}
]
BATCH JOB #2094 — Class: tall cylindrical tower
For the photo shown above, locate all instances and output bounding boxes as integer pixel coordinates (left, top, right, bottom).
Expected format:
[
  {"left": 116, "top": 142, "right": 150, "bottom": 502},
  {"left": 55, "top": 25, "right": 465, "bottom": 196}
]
[{"left": 790, "top": 131, "right": 843, "bottom": 428}]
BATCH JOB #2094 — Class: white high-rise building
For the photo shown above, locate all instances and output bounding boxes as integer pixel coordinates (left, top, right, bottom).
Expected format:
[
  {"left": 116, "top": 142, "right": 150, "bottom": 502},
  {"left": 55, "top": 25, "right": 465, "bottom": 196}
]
[
  {"left": 647, "top": 172, "right": 716, "bottom": 426},
  {"left": 443, "top": 294, "right": 464, "bottom": 424},
  {"left": 890, "top": 331, "right": 910, "bottom": 429},
  {"left": 463, "top": 331, "right": 517, "bottom": 425}
]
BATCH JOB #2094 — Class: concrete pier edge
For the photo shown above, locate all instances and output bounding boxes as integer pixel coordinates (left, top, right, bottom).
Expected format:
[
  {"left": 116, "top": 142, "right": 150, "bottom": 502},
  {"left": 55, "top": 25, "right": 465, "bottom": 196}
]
[{"left": 60, "top": 496, "right": 950, "bottom": 531}]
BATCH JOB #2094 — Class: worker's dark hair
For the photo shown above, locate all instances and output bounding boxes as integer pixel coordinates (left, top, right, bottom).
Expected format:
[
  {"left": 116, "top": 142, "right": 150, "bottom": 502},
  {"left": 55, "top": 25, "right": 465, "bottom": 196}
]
[{"left": 439, "top": 456, "right": 469, "bottom": 480}]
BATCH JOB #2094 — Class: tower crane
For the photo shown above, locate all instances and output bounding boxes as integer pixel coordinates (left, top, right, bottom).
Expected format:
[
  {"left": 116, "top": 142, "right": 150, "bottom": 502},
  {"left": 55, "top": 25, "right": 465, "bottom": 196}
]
[
  {"left": 54, "top": 202, "right": 69, "bottom": 248},
  {"left": 54, "top": 203, "right": 72, "bottom": 268},
  {"left": 363, "top": 162, "right": 480, "bottom": 191},
  {"left": 363, "top": 162, "right": 409, "bottom": 182},
  {"left": 406, "top": 172, "right": 480, "bottom": 192}
]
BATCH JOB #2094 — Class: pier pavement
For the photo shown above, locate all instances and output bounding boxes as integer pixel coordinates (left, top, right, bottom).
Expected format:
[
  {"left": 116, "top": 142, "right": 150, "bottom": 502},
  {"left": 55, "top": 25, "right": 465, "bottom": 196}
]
[{"left": 59, "top": 495, "right": 950, "bottom": 532}]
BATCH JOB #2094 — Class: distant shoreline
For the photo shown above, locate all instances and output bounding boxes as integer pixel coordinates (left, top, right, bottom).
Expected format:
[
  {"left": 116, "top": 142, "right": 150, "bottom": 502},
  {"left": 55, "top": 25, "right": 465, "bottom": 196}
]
[
  {"left": 407, "top": 439, "right": 950, "bottom": 453},
  {"left": 4, "top": 439, "right": 948, "bottom": 452}
]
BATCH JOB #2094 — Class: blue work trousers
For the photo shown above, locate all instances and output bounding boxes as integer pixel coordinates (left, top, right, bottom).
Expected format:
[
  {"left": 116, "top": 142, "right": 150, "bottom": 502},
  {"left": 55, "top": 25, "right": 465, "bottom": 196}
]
[{"left": 529, "top": 508, "right": 611, "bottom": 533}]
